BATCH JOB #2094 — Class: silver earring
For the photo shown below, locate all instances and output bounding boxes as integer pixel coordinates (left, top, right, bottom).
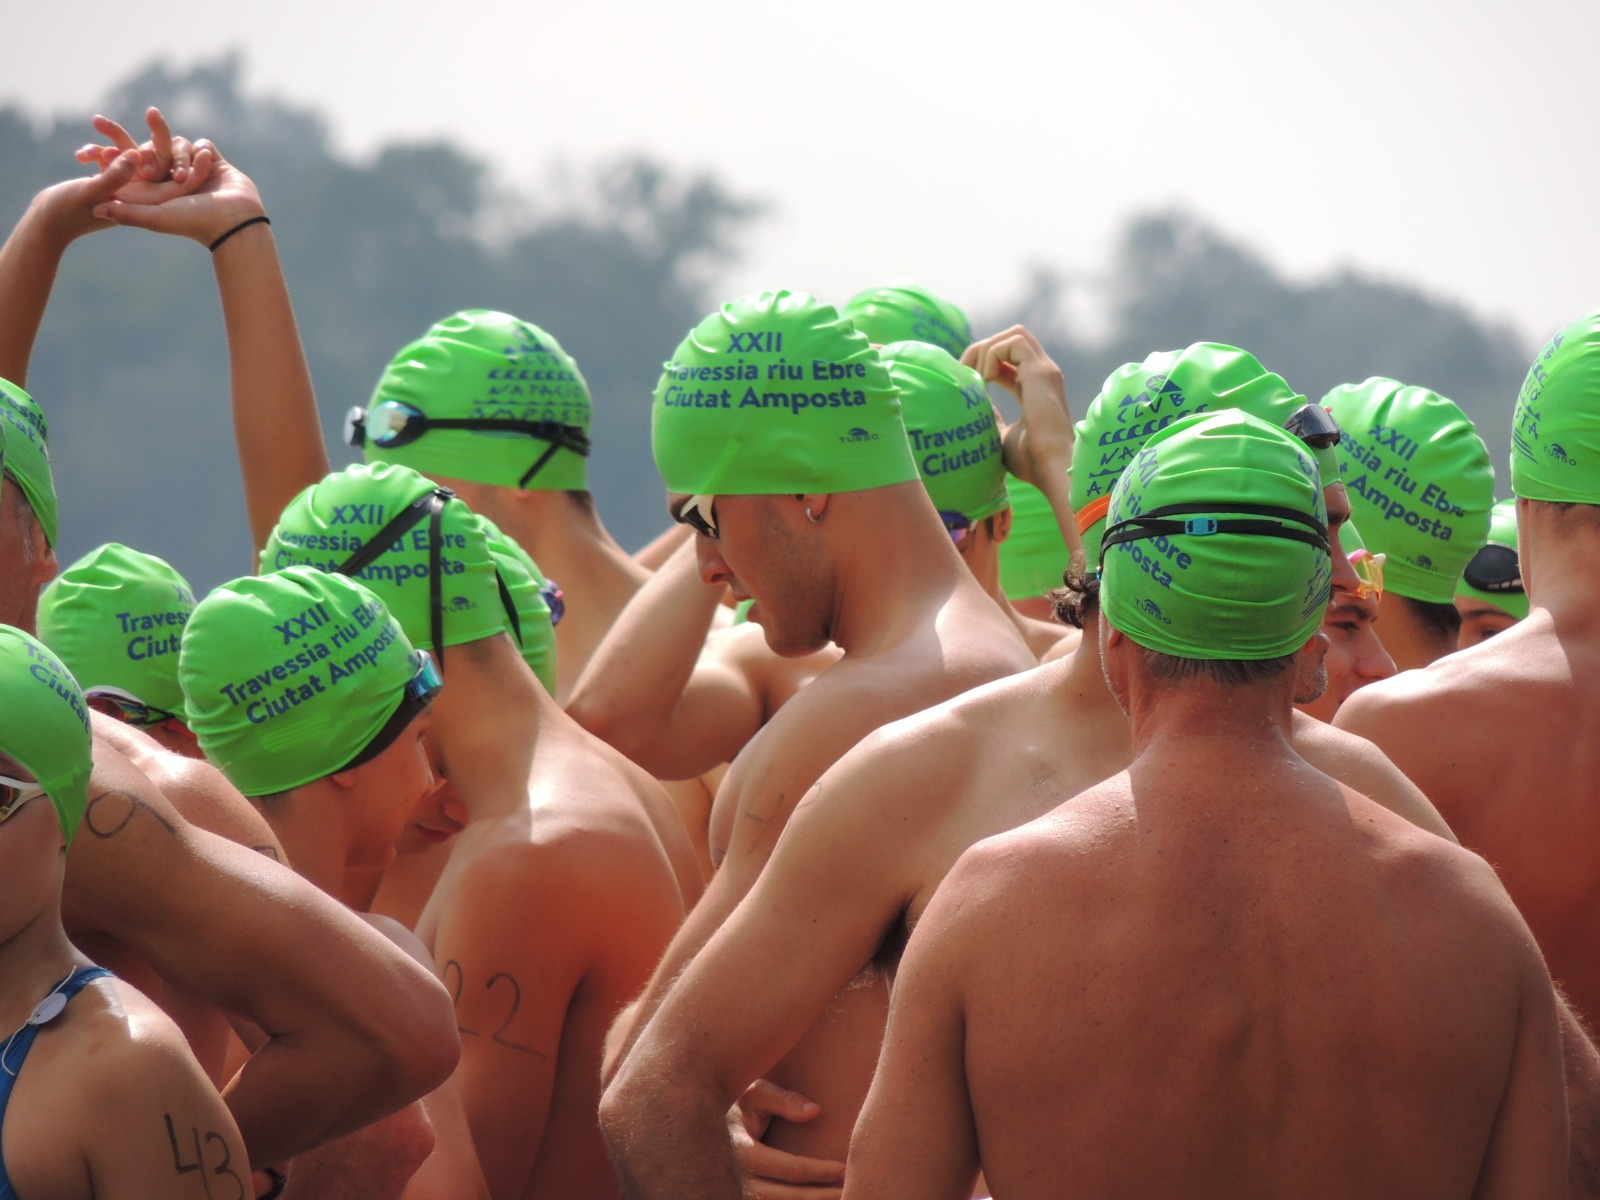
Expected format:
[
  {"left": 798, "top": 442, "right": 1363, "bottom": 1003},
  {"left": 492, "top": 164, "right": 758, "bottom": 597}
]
[{"left": 805, "top": 506, "right": 821, "bottom": 524}]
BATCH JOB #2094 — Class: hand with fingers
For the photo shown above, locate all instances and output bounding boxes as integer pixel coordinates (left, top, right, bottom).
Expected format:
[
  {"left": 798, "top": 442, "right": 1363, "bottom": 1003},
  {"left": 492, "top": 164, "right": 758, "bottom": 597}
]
[
  {"left": 962, "top": 325, "right": 1087, "bottom": 571},
  {"left": 76, "top": 108, "right": 265, "bottom": 249},
  {"left": 728, "top": 1080, "right": 846, "bottom": 1200}
]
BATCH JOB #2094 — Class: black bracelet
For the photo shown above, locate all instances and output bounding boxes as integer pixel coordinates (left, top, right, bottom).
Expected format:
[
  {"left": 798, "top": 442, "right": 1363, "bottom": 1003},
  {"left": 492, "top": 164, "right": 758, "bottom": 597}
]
[
  {"left": 256, "top": 1166, "right": 287, "bottom": 1200},
  {"left": 209, "top": 215, "right": 271, "bottom": 253}
]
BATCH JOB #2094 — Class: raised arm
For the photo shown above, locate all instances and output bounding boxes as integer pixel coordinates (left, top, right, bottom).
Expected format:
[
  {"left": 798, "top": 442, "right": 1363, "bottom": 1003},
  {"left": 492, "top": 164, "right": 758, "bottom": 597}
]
[
  {"left": 963, "top": 325, "right": 1085, "bottom": 577},
  {"left": 567, "top": 537, "right": 766, "bottom": 779},
  {"left": 62, "top": 739, "right": 458, "bottom": 1169},
  {"left": 86, "top": 110, "right": 329, "bottom": 548}
]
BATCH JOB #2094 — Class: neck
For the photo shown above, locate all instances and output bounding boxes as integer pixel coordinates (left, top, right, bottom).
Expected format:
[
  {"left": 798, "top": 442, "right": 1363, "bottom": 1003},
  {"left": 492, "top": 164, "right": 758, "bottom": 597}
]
[
  {"left": 266, "top": 790, "right": 352, "bottom": 895},
  {"left": 0, "top": 903, "right": 81, "bottom": 1028},
  {"left": 429, "top": 636, "right": 547, "bottom": 820},
  {"left": 1520, "top": 500, "right": 1600, "bottom": 623},
  {"left": 1124, "top": 668, "right": 1299, "bottom": 764},
  {"left": 1375, "top": 593, "right": 1453, "bottom": 671},
  {"left": 827, "top": 483, "right": 996, "bottom": 654}
]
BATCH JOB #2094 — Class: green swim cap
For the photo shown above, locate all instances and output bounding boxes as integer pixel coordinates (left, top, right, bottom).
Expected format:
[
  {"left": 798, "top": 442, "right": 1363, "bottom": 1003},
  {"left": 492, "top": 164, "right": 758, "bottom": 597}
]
[
  {"left": 364, "top": 310, "right": 592, "bottom": 491},
  {"left": 882, "top": 341, "right": 1008, "bottom": 523},
  {"left": 1071, "top": 345, "right": 1303, "bottom": 564},
  {"left": 478, "top": 515, "right": 557, "bottom": 696},
  {"left": 840, "top": 284, "right": 974, "bottom": 360},
  {"left": 181, "top": 568, "right": 421, "bottom": 797},
  {"left": 262, "top": 463, "right": 507, "bottom": 660},
  {"left": 1324, "top": 378, "right": 1494, "bottom": 604},
  {"left": 999, "top": 477, "right": 1070, "bottom": 599},
  {"left": 1101, "top": 410, "right": 1330, "bottom": 660},
  {"left": 1455, "top": 499, "right": 1528, "bottom": 620},
  {"left": 0, "top": 378, "right": 60, "bottom": 546},
  {"left": 37, "top": 545, "right": 197, "bottom": 721},
  {"left": 0, "top": 626, "right": 92, "bottom": 844},
  {"left": 652, "top": 290, "right": 919, "bottom": 496},
  {"left": 1512, "top": 310, "right": 1600, "bottom": 504}
]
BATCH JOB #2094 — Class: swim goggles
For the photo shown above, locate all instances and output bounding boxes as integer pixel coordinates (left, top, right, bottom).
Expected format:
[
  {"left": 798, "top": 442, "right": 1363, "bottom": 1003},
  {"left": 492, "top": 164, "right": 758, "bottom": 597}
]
[
  {"left": 1101, "top": 502, "right": 1330, "bottom": 566},
  {"left": 541, "top": 580, "right": 565, "bottom": 627},
  {"left": 84, "top": 685, "right": 182, "bottom": 728},
  {"left": 345, "top": 400, "right": 592, "bottom": 489},
  {"left": 938, "top": 510, "right": 974, "bottom": 547},
  {"left": 337, "top": 649, "right": 444, "bottom": 772},
  {"left": 1462, "top": 543, "right": 1523, "bottom": 595},
  {"left": 0, "top": 774, "right": 47, "bottom": 825},
  {"left": 1283, "top": 402, "right": 1342, "bottom": 449},
  {"left": 677, "top": 494, "right": 719, "bottom": 539},
  {"left": 1347, "top": 549, "right": 1386, "bottom": 604}
]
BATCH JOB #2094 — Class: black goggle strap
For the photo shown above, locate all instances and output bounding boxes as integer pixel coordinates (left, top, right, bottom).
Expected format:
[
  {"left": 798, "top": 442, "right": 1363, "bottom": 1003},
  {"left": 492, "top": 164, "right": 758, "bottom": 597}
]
[
  {"left": 336, "top": 488, "right": 451, "bottom": 672},
  {"left": 1100, "top": 501, "right": 1330, "bottom": 567},
  {"left": 517, "top": 424, "right": 593, "bottom": 489},
  {"left": 1463, "top": 543, "right": 1523, "bottom": 593},
  {"left": 495, "top": 567, "right": 524, "bottom": 646}
]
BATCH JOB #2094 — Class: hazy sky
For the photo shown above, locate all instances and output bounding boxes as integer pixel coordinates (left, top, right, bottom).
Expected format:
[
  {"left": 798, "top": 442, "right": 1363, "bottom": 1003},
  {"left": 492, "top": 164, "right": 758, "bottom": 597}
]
[{"left": 5, "top": 0, "right": 1595, "bottom": 349}]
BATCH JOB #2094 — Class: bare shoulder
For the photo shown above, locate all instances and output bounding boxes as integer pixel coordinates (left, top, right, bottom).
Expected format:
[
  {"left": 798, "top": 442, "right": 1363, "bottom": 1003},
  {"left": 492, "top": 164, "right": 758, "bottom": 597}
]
[
  {"left": 1291, "top": 713, "right": 1455, "bottom": 841},
  {"left": 1338, "top": 624, "right": 1545, "bottom": 737}
]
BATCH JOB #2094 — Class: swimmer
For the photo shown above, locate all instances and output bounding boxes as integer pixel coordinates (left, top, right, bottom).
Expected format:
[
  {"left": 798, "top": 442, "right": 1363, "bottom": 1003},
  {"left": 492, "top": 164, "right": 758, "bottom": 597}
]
[
  {"left": 0, "top": 116, "right": 459, "bottom": 1171},
  {"left": 1454, "top": 497, "right": 1527, "bottom": 648},
  {"left": 1324, "top": 377, "right": 1495, "bottom": 670},
  {"left": 598, "top": 340, "right": 1447, "bottom": 1195},
  {"left": 1338, "top": 310, "right": 1600, "bottom": 1191},
  {"left": 37, "top": 542, "right": 201, "bottom": 757},
  {"left": 264, "top": 462, "right": 699, "bottom": 1199},
  {"left": 0, "top": 625, "right": 255, "bottom": 1199},
  {"left": 1293, "top": 518, "right": 1397, "bottom": 722},
  {"left": 846, "top": 410, "right": 1567, "bottom": 1197}
]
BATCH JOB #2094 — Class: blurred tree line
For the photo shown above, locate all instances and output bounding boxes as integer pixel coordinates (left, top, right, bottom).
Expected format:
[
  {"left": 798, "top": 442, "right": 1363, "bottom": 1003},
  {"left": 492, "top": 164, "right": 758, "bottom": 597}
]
[{"left": 1, "top": 56, "right": 1530, "bottom": 593}]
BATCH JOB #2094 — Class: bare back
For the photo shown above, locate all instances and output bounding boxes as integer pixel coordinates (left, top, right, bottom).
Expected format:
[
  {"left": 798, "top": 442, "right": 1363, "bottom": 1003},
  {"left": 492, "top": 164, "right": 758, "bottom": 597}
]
[{"left": 1338, "top": 611, "right": 1600, "bottom": 1023}]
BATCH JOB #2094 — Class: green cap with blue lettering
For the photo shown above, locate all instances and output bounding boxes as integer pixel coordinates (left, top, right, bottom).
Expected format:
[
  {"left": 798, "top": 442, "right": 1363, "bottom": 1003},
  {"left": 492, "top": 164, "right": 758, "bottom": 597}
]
[
  {"left": 1101, "top": 410, "right": 1331, "bottom": 660},
  {"left": 653, "top": 290, "right": 919, "bottom": 496},
  {"left": 0, "top": 377, "right": 60, "bottom": 546},
  {"left": 37, "top": 544, "right": 196, "bottom": 721},
  {"left": 999, "top": 477, "right": 1070, "bottom": 599},
  {"left": 365, "top": 310, "right": 592, "bottom": 491},
  {"left": 0, "top": 626, "right": 92, "bottom": 844},
  {"left": 1325, "top": 378, "right": 1494, "bottom": 604},
  {"left": 1071, "top": 345, "right": 1303, "bottom": 565},
  {"left": 180, "top": 567, "right": 419, "bottom": 797},
  {"left": 841, "top": 284, "right": 974, "bottom": 360},
  {"left": 1511, "top": 310, "right": 1600, "bottom": 505},
  {"left": 478, "top": 515, "right": 557, "bottom": 696},
  {"left": 882, "top": 340, "right": 1008, "bottom": 522},
  {"left": 263, "top": 463, "right": 506, "bottom": 657}
]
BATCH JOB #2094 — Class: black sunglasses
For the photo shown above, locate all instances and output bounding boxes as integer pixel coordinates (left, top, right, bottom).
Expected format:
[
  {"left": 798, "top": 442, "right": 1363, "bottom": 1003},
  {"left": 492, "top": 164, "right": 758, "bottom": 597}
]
[{"left": 345, "top": 400, "right": 592, "bottom": 489}]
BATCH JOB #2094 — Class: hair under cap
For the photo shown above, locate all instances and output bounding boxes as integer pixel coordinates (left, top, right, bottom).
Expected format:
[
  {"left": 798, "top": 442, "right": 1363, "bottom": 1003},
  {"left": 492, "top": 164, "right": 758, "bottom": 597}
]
[
  {"left": 881, "top": 340, "right": 1008, "bottom": 523},
  {"left": 1071, "top": 344, "right": 1304, "bottom": 565},
  {"left": 652, "top": 290, "right": 919, "bottom": 496},
  {"left": 365, "top": 310, "right": 592, "bottom": 491},
  {"left": 1101, "top": 410, "right": 1331, "bottom": 660},
  {"left": 1511, "top": 309, "right": 1600, "bottom": 505},
  {"left": 0, "top": 377, "right": 60, "bottom": 546},
  {"left": 38, "top": 544, "right": 197, "bottom": 721},
  {"left": 840, "top": 284, "right": 974, "bottom": 360},
  {"left": 0, "top": 626, "right": 92, "bottom": 844},
  {"left": 1324, "top": 377, "right": 1493, "bottom": 604},
  {"left": 179, "top": 568, "right": 419, "bottom": 797}
]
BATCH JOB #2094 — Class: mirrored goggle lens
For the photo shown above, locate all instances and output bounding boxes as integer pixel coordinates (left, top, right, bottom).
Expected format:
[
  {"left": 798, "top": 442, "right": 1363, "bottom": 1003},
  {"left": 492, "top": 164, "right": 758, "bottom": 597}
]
[
  {"left": 938, "top": 510, "right": 973, "bottom": 546},
  {"left": 0, "top": 774, "right": 47, "bottom": 824},
  {"left": 85, "top": 687, "right": 178, "bottom": 728},
  {"left": 540, "top": 580, "right": 565, "bottom": 627},
  {"left": 1462, "top": 543, "right": 1522, "bottom": 593},
  {"left": 407, "top": 649, "right": 444, "bottom": 703},
  {"left": 365, "top": 401, "right": 425, "bottom": 447},
  {"left": 680, "top": 495, "right": 719, "bottom": 539}
]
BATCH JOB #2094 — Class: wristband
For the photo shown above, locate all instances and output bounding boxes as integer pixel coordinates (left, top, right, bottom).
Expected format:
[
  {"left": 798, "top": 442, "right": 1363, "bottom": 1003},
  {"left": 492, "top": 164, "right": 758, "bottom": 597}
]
[{"left": 209, "top": 215, "right": 271, "bottom": 253}]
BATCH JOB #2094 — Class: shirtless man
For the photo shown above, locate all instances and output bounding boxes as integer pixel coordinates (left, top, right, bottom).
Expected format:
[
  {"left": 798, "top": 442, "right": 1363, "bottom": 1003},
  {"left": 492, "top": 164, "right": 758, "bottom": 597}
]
[
  {"left": 567, "top": 334, "right": 1067, "bottom": 789},
  {"left": 1454, "top": 497, "right": 1527, "bottom": 648},
  {"left": 1324, "top": 377, "right": 1495, "bottom": 670},
  {"left": 1, "top": 120, "right": 459, "bottom": 1171},
  {"left": 1338, "top": 309, "right": 1600, "bottom": 1189},
  {"left": 38, "top": 542, "right": 202, "bottom": 757},
  {"left": 846, "top": 409, "right": 1567, "bottom": 1198},
  {"left": 1293, "top": 518, "right": 1396, "bottom": 721},
  {"left": 0, "top": 625, "right": 256, "bottom": 1200},
  {"left": 262, "top": 461, "right": 699, "bottom": 1199},
  {"left": 598, "top": 336, "right": 1455, "bottom": 1197}
]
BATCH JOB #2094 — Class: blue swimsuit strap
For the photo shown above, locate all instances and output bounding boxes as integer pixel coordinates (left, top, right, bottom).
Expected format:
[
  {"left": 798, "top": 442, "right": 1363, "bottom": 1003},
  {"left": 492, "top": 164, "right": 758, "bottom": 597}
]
[{"left": 0, "top": 966, "right": 115, "bottom": 1199}]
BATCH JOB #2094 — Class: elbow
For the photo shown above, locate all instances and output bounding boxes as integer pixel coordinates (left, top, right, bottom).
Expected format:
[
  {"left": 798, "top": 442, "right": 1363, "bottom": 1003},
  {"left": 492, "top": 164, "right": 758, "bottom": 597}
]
[{"left": 358, "top": 966, "right": 461, "bottom": 1104}]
